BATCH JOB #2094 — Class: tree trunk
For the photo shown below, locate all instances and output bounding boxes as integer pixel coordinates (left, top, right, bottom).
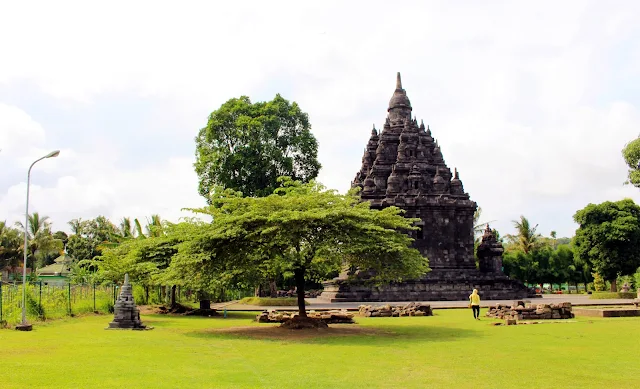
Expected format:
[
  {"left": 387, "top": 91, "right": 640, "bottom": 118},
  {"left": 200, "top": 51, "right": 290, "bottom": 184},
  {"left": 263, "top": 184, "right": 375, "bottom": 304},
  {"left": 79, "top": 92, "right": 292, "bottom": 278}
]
[
  {"left": 170, "top": 285, "right": 177, "bottom": 308},
  {"left": 144, "top": 286, "right": 149, "bottom": 304},
  {"left": 610, "top": 278, "right": 617, "bottom": 292},
  {"left": 294, "top": 267, "right": 307, "bottom": 317},
  {"left": 269, "top": 279, "right": 277, "bottom": 298}
]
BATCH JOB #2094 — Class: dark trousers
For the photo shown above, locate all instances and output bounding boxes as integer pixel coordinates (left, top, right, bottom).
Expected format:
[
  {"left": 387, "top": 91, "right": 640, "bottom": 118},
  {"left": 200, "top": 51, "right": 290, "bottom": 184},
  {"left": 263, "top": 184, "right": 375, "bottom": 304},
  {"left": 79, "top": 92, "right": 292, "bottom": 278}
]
[{"left": 472, "top": 305, "right": 480, "bottom": 318}]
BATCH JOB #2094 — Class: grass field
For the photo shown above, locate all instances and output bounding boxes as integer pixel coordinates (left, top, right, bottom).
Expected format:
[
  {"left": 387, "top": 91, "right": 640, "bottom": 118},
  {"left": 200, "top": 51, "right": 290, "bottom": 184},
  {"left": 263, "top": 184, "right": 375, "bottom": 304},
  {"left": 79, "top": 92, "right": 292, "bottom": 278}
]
[{"left": 1, "top": 309, "right": 638, "bottom": 389}]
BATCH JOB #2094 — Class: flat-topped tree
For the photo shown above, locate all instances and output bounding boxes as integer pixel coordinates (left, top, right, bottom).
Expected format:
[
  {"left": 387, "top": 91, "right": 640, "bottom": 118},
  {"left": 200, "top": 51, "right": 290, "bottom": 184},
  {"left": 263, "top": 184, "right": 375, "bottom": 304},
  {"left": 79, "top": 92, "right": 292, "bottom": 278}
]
[{"left": 184, "top": 178, "right": 429, "bottom": 318}]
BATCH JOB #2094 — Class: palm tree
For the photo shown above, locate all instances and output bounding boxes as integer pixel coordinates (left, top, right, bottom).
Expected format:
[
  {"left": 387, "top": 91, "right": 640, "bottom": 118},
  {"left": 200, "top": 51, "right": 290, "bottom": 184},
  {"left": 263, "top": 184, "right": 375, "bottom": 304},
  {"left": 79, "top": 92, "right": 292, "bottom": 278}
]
[
  {"left": 473, "top": 207, "right": 497, "bottom": 241},
  {"left": 118, "top": 217, "right": 135, "bottom": 239},
  {"left": 145, "top": 214, "right": 164, "bottom": 238},
  {"left": 68, "top": 218, "right": 84, "bottom": 235},
  {"left": 550, "top": 230, "right": 557, "bottom": 250},
  {"left": 505, "top": 215, "right": 542, "bottom": 254},
  {"left": 15, "top": 212, "right": 63, "bottom": 268},
  {"left": 134, "top": 219, "right": 145, "bottom": 239}
]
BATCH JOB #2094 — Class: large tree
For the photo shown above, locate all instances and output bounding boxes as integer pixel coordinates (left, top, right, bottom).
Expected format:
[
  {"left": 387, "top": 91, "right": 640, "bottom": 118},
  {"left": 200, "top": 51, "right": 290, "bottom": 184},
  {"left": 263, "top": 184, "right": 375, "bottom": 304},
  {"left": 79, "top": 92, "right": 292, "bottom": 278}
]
[
  {"left": 573, "top": 199, "right": 640, "bottom": 292},
  {"left": 66, "top": 216, "right": 119, "bottom": 261},
  {"left": 622, "top": 137, "right": 640, "bottom": 187},
  {"left": 194, "top": 95, "right": 321, "bottom": 200},
  {"left": 172, "top": 179, "right": 428, "bottom": 318}
]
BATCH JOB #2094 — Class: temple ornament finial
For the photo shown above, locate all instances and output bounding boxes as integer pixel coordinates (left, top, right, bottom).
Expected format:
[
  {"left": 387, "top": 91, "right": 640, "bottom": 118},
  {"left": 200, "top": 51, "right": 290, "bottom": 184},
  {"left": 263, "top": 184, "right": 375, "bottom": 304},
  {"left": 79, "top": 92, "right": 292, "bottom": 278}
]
[{"left": 396, "top": 72, "right": 402, "bottom": 89}]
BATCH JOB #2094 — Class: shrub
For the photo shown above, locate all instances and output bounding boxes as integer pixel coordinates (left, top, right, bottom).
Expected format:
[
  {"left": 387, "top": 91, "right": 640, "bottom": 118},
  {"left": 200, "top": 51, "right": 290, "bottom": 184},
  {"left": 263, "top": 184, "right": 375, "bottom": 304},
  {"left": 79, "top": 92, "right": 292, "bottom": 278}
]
[
  {"left": 26, "top": 293, "right": 46, "bottom": 319},
  {"left": 589, "top": 292, "right": 636, "bottom": 299},
  {"left": 592, "top": 273, "right": 606, "bottom": 292}
]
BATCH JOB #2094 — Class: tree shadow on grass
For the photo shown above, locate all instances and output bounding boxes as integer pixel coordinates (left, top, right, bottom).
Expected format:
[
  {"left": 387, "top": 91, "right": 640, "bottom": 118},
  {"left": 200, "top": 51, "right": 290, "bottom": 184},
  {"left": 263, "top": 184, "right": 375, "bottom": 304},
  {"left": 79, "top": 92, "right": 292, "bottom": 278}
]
[
  {"left": 140, "top": 312, "right": 255, "bottom": 327},
  {"left": 183, "top": 322, "right": 479, "bottom": 347}
]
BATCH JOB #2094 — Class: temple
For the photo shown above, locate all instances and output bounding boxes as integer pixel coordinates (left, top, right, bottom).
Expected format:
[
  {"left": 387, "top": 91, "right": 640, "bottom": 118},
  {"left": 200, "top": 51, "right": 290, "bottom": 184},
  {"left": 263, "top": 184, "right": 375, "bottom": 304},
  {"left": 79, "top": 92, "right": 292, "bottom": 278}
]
[{"left": 319, "top": 73, "right": 534, "bottom": 301}]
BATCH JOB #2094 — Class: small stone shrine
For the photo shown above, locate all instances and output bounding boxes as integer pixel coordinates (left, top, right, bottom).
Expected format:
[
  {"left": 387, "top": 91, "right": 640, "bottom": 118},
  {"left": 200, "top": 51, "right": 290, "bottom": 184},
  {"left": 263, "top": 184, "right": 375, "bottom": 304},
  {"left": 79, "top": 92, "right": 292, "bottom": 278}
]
[
  {"left": 107, "top": 274, "right": 149, "bottom": 330},
  {"left": 320, "top": 73, "right": 534, "bottom": 302}
]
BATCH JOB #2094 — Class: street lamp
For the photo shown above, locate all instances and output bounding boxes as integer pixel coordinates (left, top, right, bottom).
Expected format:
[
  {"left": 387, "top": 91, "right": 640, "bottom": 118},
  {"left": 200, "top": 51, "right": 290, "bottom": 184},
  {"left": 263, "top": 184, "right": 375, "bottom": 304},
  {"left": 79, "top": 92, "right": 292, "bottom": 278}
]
[{"left": 17, "top": 150, "right": 60, "bottom": 331}]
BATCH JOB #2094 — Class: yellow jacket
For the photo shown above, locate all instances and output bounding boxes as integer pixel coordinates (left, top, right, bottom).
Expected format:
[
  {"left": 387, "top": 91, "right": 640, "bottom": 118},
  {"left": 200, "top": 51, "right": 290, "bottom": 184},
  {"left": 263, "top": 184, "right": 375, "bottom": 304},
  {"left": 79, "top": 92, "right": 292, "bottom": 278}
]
[{"left": 469, "top": 292, "right": 480, "bottom": 305}]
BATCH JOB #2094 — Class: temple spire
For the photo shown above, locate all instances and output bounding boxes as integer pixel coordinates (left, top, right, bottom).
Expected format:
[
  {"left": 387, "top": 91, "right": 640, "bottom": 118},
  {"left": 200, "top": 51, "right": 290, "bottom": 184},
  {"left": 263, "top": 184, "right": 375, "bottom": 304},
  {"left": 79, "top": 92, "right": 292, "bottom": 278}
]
[{"left": 388, "top": 72, "right": 412, "bottom": 112}]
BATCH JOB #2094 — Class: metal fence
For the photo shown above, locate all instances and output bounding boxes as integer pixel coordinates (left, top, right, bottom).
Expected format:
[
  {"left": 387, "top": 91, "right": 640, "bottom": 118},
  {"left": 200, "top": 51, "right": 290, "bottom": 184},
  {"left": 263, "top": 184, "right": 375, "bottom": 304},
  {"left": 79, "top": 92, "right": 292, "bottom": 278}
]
[
  {"left": 0, "top": 281, "right": 118, "bottom": 326},
  {"left": 0, "top": 281, "right": 254, "bottom": 327}
]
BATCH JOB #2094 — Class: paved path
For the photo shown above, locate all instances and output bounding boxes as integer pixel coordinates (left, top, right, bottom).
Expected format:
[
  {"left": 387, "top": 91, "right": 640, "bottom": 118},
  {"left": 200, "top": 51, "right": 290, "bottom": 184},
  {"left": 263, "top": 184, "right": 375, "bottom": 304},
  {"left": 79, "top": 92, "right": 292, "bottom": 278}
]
[{"left": 212, "top": 294, "right": 636, "bottom": 311}]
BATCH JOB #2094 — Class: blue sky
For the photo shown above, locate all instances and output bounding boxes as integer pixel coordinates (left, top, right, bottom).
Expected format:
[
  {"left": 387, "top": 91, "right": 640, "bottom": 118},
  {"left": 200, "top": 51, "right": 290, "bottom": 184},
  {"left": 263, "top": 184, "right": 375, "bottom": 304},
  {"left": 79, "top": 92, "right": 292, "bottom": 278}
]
[{"left": 1, "top": 0, "right": 640, "bottom": 238}]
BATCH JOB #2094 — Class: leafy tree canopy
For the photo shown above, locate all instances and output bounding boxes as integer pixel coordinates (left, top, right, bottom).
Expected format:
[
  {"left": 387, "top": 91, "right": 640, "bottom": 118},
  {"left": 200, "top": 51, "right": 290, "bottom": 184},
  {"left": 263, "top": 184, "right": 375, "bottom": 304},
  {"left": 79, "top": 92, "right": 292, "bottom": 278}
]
[
  {"left": 194, "top": 95, "right": 321, "bottom": 200},
  {"left": 622, "top": 137, "right": 640, "bottom": 187},
  {"left": 573, "top": 198, "right": 640, "bottom": 290},
  {"left": 171, "top": 178, "right": 429, "bottom": 316}
]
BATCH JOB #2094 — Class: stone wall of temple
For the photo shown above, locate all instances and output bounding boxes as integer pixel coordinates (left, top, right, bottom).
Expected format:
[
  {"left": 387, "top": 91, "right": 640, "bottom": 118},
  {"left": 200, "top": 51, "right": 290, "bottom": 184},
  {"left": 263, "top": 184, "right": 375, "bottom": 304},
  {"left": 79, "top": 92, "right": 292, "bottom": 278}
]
[{"left": 319, "top": 73, "right": 535, "bottom": 302}]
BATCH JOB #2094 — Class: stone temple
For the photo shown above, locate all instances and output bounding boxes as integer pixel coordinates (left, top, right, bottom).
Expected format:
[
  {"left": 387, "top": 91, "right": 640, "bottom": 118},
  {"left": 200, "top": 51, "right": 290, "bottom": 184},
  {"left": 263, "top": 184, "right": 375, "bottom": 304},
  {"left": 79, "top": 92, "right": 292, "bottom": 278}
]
[{"left": 319, "top": 73, "right": 533, "bottom": 302}]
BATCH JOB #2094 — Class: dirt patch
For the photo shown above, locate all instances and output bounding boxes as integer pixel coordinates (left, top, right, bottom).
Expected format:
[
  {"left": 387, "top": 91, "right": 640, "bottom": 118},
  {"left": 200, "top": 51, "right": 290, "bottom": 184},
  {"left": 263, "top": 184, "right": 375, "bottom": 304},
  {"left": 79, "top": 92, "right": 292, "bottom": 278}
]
[
  {"left": 138, "top": 304, "right": 218, "bottom": 316},
  {"left": 208, "top": 324, "right": 386, "bottom": 340}
]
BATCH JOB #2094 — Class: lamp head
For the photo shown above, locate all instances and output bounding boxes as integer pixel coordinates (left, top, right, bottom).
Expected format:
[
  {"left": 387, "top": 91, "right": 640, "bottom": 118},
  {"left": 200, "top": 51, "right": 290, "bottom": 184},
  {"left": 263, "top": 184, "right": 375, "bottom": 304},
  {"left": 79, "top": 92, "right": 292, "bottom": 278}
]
[{"left": 45, "top": 150, "right": 60, "bottom": 158}]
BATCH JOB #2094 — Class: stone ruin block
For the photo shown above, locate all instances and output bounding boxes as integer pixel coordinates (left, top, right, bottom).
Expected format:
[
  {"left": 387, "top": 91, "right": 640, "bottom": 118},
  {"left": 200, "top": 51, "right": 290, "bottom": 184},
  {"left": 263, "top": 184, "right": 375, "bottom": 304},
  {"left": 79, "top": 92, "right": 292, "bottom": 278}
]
[
  {"left": 256, "top": 309, "right": 355, "bottom": 324},
  {"left": 485, "top": 301, "right": 573, "bottom": 321},
  {"left": 358, "top": 302, "right": 433, "bottom": 318}
]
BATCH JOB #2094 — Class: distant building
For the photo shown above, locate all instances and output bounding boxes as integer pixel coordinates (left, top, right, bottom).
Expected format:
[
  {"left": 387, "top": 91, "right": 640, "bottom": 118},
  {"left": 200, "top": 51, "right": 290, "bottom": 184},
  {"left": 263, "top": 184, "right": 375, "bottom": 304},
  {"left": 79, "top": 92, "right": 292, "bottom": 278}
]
[
  {"left": 36, "top": 254, "right": 74, "bottom": 285},
  {"left": 1, "top": 266, "right": 31, "bottom": 282}
]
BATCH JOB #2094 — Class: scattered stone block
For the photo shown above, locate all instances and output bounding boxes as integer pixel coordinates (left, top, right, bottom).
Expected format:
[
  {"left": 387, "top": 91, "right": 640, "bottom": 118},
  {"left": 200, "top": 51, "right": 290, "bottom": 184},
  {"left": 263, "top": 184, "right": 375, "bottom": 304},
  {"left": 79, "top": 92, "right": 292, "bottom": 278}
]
[
  {"left": 357, "top": 302, "right": 433, "bottom": 318},
  {"left": 486, "top": 301, "right": 573, "bottom": 321},
  {"left": 256, "top": 309, "right": 355, "bottom": 324}
]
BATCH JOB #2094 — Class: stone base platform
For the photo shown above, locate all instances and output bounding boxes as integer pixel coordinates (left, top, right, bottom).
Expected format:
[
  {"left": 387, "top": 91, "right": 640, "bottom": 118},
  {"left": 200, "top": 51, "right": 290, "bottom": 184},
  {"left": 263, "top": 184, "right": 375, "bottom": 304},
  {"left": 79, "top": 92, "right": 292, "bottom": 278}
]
[
  {"left": 573, "top": 308, "right": 640, "bottom": 317},
  {"left": 319, "top": 269, "right": 535, "bottom": 302}
]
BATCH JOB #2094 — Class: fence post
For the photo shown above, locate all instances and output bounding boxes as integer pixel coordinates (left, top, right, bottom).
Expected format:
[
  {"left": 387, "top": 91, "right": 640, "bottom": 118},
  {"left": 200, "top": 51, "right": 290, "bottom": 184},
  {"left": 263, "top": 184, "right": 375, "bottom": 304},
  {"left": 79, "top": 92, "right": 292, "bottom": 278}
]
[
  {"left": 67, "top": 282, "right": 72, "bottom": 316},
  {"left": 93, "top": 284, "right": 96, "bottom": 312},
  {"left": 38, "top": 281, "right": 43, "bottom": 319}
]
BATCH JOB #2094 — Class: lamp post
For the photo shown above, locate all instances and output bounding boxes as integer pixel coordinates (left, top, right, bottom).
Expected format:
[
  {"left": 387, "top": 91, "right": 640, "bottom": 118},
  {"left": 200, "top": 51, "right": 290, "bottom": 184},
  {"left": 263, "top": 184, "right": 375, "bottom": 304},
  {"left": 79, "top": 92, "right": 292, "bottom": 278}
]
[{"left": 17, "top": 150, "right": 60, "bottom": 331}]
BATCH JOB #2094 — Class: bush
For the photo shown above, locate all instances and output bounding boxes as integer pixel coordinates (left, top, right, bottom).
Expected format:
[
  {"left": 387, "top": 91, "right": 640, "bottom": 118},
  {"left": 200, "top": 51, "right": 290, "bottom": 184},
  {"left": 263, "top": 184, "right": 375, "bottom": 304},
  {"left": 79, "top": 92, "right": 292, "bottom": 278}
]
[
  {"left": 26, "top": 293, "right": 46, "bottom": 319},
  {"left": 589, "top": 292, "right": 637, "bottom": 299},
  {"left": 592, "top": 273, "right": 606, "bottom": 292},
  {"left": 238, "top": 297, "right": 307, "bottom": 306}
]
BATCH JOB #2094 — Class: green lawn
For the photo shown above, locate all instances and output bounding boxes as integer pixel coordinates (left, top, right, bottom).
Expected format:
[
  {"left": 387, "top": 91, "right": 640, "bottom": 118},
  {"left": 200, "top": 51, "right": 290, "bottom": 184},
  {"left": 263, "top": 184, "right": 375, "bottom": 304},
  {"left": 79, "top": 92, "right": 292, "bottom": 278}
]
[{"left": 1, "top": 309, "right": 638, "bottom": 389}]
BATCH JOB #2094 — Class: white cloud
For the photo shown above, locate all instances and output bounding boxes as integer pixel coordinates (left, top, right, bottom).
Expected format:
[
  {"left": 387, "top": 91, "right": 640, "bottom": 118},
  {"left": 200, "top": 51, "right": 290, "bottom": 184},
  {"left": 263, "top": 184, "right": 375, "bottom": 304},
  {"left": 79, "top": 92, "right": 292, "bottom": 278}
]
[
  {"left": 1, "top": 0, "right": 640, "bottom": 238},
  {"left": 0, "top": 103, "right": 46, "bottom": 155}
]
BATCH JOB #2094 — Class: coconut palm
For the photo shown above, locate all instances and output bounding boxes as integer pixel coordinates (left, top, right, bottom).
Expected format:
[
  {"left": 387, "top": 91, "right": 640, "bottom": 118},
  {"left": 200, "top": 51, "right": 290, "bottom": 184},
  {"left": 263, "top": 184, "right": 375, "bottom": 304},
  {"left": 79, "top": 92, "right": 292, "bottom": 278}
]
[
  {"left": 118, "top": 217, "right": 135, "bottom": 239},
  {"left": 15, "top": 212, "right": 63, "bottom": 268},
  {"left": 68, "top": 218, "right": 84, "bottom": 235},
  {"left": 145, "top": 214, "right": 165, "bottom": 237},
  {"left": 505, "top": 215, "right": 542, "bottom": 254},
  {"left": 473, "top": 207, "right": 497, "bottom": 241}
]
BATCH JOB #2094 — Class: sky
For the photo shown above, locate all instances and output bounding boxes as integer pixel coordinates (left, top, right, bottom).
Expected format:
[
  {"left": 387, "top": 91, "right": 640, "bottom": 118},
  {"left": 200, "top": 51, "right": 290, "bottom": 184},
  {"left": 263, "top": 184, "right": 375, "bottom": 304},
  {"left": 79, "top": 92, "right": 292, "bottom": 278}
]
[{"left": 1, "top": 0, "right": 640, "bottom": 238}]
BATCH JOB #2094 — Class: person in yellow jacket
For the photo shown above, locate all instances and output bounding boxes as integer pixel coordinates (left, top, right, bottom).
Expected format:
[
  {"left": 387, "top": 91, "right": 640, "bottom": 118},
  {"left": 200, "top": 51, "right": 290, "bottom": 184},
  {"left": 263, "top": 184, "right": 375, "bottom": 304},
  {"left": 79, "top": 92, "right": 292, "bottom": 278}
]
[{"left": 469, "top": 289, "right": 481, "bottom": 320}]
